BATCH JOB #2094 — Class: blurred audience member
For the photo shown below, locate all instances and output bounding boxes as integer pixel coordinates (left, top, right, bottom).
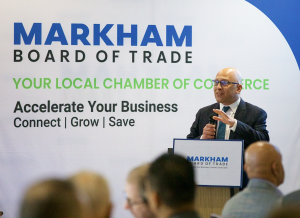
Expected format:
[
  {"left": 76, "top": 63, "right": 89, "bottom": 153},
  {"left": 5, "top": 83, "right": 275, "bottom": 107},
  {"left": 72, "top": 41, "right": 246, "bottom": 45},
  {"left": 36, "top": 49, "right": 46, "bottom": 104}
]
[
  {"left": 124, "top": 164, "right": 155, "bottom": 218},
  {"left": 282, "top": 189, "right": 300, "bottom": 207},
  {"left": 222, "top": 141, "right": 284, "bottom": 218},
  {"left": 70, "top": 171, "right": 112, "bottom": 218},
  {"left": 20, "top": 179, "right": 83, "bottom": 218},
  {"left": 267, "top": 206, "right": 300, "bottom": 218},
  {"left": 146, "top": 153, "right": 201, "bottom": 218}
]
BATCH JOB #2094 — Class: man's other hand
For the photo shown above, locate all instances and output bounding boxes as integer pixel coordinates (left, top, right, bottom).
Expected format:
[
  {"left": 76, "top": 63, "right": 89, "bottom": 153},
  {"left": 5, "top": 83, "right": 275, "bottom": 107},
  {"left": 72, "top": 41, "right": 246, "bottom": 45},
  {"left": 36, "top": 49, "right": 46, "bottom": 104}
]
[{"left": 202, "top": 124, "right": 216, "bottom": 139}]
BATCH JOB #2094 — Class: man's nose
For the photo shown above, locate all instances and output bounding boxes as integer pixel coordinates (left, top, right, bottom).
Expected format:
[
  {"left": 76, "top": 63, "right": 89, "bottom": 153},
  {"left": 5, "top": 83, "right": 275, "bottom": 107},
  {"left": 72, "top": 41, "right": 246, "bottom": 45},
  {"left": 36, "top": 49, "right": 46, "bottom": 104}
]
[{"left": 216, "top": 82, "right": 223, "bottom": 89}]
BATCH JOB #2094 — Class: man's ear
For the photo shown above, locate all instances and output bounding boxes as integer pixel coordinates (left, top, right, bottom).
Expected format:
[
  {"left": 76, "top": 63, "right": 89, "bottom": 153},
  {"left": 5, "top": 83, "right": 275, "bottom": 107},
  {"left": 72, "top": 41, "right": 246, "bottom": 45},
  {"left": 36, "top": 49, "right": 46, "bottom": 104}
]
[
  {"left": 243, "top": 164, "right": 248, "bottom": 174},
  {"left": 148, "top": 191, "right": 161, "bottom": 210},
  {"left": 236, "top": 84, "right": 243, "bottom": 93},
  {"left": 272, "top": 162, "right": 280, "bottom": 178}
]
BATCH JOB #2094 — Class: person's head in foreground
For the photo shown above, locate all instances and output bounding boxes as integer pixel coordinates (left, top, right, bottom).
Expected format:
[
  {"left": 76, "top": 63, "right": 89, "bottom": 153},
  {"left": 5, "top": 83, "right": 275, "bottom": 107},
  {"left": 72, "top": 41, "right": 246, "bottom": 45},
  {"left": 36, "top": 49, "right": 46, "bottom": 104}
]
[
  {"left": 20, "top": 178, "right": 83, "bottom": 218},
  {"left": 146, "top": 153, "right": 200, "bottom": 218},
  {"left": 244, "top": 141, "right": 284, "bottom": 186},
  {"left": 267, "top": 206, "right": 300, "bottom": 218},
  {"left": 69, "top": 171, "right": 112, "bottom": 218},
  {"left": 222, "top": 141, "right": 285, "bottom": 218},
  {"left": 124, "top": 164, "right": 155, "bottom": 218}
]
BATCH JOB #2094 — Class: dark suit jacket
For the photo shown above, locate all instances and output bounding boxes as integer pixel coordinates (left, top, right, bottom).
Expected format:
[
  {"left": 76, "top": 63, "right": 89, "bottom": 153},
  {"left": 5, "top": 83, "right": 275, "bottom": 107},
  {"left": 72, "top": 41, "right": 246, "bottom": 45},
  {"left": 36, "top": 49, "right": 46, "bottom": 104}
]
[
  {"left": 186, "top": 98, "right": 269, "bottom": 188},
  {"left": 282, "top": 190, "right": 300, "bottom": 207},
  {"left": 187, "top": 98, "right": 269, "bottom": 149}
]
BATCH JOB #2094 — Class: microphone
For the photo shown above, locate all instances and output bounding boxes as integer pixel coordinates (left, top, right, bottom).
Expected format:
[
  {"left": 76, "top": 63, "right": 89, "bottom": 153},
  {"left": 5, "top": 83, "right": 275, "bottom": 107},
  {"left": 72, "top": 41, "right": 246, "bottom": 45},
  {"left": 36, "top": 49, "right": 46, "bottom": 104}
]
[
  {"left": 209, "top": 113, "right": 216, "bottom": 125},
  {"left": 209, "top": 113, "right": 217, "bottom": 139}
]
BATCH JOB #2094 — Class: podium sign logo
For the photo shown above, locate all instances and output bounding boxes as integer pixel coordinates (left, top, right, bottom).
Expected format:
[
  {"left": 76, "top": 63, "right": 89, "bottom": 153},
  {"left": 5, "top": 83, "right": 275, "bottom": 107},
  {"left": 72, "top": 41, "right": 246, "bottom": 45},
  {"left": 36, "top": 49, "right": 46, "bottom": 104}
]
[
  {"left": 173, "top": 139, "right": 243, "bottom": 187},
  {"left": 187, "top": 155, "right": 229, "bottom": 169}
]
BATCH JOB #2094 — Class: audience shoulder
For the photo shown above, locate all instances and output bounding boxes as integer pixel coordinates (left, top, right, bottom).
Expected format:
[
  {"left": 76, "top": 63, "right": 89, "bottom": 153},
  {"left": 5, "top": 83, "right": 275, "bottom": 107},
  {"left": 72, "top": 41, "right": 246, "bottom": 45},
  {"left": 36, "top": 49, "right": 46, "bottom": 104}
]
[{"left": 221, "top": 191, "right": 243, "bottom": 216}]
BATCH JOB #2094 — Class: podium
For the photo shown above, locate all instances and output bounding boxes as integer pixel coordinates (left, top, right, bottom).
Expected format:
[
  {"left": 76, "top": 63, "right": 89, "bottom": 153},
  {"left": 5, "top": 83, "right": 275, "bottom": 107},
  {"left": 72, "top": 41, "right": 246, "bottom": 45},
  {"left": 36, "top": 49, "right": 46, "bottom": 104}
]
[{"left": 172, "top": 139, "right": 244, "bottom": 218}]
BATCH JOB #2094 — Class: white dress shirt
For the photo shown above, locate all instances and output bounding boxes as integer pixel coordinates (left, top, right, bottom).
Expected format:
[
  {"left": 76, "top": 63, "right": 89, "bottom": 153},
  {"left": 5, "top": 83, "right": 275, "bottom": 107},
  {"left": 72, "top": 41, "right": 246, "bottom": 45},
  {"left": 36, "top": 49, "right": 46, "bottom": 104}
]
[{"left": 217, "top": 97, "right": 241, "bottom": 140}]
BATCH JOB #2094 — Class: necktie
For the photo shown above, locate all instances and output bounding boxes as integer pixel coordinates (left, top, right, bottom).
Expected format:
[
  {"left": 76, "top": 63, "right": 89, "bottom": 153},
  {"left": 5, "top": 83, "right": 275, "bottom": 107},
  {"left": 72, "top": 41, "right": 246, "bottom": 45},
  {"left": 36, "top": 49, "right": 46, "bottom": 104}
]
[{"left": 216, "top": 106, "right": 230, "bottom": 139}]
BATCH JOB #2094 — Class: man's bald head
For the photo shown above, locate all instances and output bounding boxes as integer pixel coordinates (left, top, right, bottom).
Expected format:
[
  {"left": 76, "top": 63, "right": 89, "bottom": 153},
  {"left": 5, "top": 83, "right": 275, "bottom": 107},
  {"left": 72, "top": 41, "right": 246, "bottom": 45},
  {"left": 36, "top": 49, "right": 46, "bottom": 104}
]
[
  {"left": 244, "top": 141, "right": 284, "bottom": 186},
  {"left": 214, "top": 68, "right": 243, "bottom": 105},
  {"left": 216, "top": 68, "right": 242, "bottom": 84},
  {"left": 69, "top": 171, "right": 112, "bottom": 218}
]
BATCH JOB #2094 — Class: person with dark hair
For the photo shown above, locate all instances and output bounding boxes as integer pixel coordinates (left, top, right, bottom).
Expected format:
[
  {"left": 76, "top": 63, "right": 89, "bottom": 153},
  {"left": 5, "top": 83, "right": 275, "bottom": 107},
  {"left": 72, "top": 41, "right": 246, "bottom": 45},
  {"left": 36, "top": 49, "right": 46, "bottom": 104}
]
[
  {"left": 124, "top": 164, "right": 156, "bottom": 218},
  {"left": 20, "top": 179, "right": 83, "bottom": 218},
  {"left": 146, "top": 153, "right": 201, "bottom": 218}
]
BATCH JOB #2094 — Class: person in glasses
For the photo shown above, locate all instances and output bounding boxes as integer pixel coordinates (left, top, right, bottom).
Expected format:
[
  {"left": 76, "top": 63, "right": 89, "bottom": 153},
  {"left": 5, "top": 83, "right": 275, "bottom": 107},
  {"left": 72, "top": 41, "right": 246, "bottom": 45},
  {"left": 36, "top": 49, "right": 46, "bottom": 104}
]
[
  {"left": 187, "top": 67, "right": 269, "bottom": 187},
  {"left": 124, "top": 164, "right": 156, "bottom": 218},
  {"left": 187, "top": 67, "right": 269, "bottom": 145}
]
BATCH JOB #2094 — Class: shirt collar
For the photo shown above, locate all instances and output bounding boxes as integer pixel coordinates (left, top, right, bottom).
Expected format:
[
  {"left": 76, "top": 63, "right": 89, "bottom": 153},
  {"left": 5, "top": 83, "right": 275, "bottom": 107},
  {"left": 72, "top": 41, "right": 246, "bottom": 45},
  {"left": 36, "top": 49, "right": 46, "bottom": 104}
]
[{"left": 220, "top": 97, "right": 240, "bottom": 114}]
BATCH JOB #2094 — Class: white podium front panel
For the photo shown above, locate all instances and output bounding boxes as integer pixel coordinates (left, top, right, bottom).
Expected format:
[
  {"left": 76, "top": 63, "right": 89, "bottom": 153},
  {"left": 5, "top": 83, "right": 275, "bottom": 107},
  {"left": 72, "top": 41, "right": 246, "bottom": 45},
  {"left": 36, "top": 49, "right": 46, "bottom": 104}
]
[{"left": 173, "top": 139, "right": 243, "bottom": 187}]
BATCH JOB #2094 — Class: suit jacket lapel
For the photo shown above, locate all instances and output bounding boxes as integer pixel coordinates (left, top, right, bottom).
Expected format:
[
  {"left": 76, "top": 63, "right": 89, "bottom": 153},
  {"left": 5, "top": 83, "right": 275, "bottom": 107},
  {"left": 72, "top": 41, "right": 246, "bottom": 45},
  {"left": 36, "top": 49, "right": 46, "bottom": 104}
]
[
  {"left": 212, "top": 103, "right": 220, "bottom": 121},
  {"left": 213, "top": 103, "right": 220, "bottom": 111},
  {"left": 229, "top": 98, "right": 247, "bottom": 139}
]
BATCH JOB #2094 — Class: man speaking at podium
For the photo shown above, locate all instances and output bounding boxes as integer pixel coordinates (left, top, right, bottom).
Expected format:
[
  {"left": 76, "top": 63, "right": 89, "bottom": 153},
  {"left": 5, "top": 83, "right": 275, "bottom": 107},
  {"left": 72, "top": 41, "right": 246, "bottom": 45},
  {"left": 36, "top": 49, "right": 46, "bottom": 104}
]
[{"left": 187, "top": 68, "right": 269, "bottom": 186}]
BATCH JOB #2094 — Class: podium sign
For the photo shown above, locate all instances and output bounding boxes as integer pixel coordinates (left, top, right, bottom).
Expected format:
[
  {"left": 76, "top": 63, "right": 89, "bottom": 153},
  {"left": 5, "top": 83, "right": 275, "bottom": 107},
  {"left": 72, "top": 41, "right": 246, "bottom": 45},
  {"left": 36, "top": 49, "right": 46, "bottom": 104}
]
[{"left": 173, "top": 139, "right": 243, "bottom": 187}]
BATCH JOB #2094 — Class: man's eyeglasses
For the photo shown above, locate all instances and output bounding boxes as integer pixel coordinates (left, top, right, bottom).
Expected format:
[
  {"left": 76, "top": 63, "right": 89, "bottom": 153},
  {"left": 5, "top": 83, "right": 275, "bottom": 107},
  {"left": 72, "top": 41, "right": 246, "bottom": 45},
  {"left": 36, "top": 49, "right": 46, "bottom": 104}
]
[
  {"left": 212, "top": 80, "right": 239, "bottom": 87},
  {"left": 123, "top": 191, "right": 147, "bottom": 207}
]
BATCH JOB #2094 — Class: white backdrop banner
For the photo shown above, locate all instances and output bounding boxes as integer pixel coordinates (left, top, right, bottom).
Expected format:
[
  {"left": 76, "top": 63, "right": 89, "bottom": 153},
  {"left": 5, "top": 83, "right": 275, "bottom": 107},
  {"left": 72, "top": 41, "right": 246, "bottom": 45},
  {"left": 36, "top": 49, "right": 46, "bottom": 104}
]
[{"left": 1, "top": 0, "right": 300, "bottom": 217}]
